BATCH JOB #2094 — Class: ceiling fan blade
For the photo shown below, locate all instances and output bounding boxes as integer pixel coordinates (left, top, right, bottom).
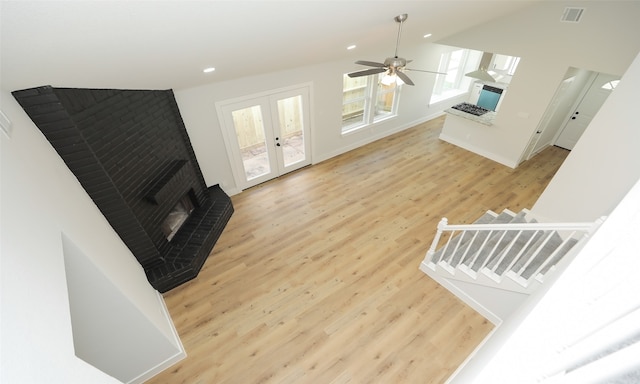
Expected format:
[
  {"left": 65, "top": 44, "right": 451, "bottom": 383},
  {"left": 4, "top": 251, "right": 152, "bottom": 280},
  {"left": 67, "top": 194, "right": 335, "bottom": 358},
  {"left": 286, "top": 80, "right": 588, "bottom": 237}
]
[
  {"left": 348, "top": 67, "right": 388, "bottom": 78},
  {"left": 396, "top": 70, "right": 414, "bottom": 86},
  {"left": 355, "top": 60, "right": 386, "bottom": 68},
  {"left": 405, "top": 68, "right": 448, "bottom": 75}
]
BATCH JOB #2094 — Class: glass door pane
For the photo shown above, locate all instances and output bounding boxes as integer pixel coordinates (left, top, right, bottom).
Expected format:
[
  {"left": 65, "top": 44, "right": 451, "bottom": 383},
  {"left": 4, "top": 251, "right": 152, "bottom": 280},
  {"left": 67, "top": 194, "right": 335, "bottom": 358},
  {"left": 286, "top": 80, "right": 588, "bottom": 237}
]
[
  {"left": 231, "top": 105, "right": 271, "bottom": 180},
  {"left": 217, "top": 85, "right": 311, "bottom": 192},
  {"left": 276, "top": 95, "right": 305, "bottom": 167}
]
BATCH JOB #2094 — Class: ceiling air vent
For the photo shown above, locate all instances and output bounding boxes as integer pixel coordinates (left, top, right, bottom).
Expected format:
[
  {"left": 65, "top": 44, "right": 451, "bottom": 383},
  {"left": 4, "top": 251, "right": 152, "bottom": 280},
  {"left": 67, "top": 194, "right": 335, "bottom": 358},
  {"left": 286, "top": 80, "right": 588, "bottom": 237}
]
[{"left": 561, "top": 7, "right": 585, "bottom": 23}]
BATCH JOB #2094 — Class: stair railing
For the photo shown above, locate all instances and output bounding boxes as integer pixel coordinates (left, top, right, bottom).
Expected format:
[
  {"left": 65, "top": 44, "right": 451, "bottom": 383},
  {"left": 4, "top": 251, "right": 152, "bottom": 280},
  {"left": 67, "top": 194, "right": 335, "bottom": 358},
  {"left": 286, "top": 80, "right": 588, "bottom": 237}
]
[{"left": 424, "top": 217, "right": 604, "bottom": 284}]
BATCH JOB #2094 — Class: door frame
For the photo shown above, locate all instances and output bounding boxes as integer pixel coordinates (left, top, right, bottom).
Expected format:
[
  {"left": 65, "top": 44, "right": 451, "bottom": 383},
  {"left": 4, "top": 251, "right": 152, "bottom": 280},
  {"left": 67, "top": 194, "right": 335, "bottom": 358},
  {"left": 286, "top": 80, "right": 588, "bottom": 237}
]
[
  {"left": 521, "top": 68, "right": 617, "bottom": 163},
  {"left": 215, "top": 82, "right": 314, "bottom": 192},
  {"left": 522, "top": 75, "right": 577, "bottom": 162},
  {"left": 552, "top": 72, "right": 618, "bottom": 150}
]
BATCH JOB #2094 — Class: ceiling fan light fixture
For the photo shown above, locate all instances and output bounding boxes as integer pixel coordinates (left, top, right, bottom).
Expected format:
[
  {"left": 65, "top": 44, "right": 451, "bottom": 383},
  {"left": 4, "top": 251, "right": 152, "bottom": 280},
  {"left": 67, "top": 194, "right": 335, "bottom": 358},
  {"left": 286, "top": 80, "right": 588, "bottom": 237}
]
[
  {"left": 381, "top": 73, "right": 404, "bottom": 86},
  {"left": 380, "top": 74, "right": 394, "bottom": 86},
  {"left": 347, "top": 13, "right": 442, "bottom": 86},
  {"left": 381, "top": 66, "right": 405, "bottom": 86}
]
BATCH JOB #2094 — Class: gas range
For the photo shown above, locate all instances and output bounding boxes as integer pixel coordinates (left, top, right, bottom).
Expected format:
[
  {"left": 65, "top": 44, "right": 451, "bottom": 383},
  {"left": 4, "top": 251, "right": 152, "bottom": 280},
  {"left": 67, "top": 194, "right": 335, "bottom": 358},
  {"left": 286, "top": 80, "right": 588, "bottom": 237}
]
[{"left": 451, "top": 102, "right": 490, "bottom": 116}]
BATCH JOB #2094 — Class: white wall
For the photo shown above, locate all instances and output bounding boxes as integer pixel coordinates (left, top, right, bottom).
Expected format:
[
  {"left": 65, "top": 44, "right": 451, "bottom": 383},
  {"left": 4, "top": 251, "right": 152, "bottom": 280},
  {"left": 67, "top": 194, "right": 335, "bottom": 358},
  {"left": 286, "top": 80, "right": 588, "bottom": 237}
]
[
  {"left": 436, "top": 1, "right": 640, "bottom": 168},
  {"left": 62, "top": 235, "right": 184, "bottom": 383},
  {"left": 174, "top": 42, "right": 450, "bottom": 194},
  {"left": 449, "top": 49, "right": 640, "bottom": 384},
  {"left": 0, "top": 91, "right": 182, "bottom": 383},
  {"left": 532, "top": 50, "right": 640, "bottom": 221}
]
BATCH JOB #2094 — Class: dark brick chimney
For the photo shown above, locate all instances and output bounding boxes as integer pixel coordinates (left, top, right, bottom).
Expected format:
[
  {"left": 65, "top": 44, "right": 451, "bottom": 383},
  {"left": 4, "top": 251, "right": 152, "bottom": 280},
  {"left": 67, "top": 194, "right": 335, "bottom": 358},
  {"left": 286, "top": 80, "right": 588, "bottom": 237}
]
[{"left": 12, "top": 86, "right": 233, "bottom": 292}]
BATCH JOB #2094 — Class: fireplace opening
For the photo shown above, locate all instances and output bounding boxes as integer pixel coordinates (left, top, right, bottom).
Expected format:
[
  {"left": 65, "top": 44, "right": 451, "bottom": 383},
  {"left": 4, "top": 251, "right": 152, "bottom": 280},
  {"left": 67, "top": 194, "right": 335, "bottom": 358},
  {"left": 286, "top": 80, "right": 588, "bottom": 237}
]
[{"left": 161, "top": 191, "right": 196, "bottom": 241}]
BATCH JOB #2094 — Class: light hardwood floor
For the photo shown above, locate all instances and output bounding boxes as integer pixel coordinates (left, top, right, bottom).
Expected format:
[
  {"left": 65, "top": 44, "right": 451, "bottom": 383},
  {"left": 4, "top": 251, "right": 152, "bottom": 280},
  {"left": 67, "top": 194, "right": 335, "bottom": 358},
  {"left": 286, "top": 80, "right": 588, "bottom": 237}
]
[{"left": 148, "top": 116, "right": 569, "bottom": 383}]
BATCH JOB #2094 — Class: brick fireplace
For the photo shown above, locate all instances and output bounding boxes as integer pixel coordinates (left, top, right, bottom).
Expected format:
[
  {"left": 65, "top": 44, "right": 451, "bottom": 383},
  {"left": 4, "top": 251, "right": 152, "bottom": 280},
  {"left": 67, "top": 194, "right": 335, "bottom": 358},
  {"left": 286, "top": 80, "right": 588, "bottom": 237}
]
[{"left": 12, "top": 86, "right": 234, "bottom": 292}]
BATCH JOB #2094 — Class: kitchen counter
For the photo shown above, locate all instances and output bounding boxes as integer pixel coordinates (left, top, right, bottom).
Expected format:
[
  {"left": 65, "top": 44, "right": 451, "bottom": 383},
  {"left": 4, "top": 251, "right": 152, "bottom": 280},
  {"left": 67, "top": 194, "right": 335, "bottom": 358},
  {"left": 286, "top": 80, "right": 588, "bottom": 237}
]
[{"left": 445, "top": 107, "right": 496, "bottom": 126}]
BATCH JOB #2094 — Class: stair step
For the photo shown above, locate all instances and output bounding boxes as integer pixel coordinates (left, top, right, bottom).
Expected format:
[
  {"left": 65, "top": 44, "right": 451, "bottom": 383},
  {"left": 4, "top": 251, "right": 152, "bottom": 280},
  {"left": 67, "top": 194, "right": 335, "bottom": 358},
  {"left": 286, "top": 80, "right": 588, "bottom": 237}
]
[
  {"left": 517, "top": 235, "right": 579, "bottom": 279},
  {"left": 427, "top": 207, "right": 585, "bottom": 294},
  {"left": 539, "top": 237, "right": 578, "bottom": 274},
  {"left": 452, "top": 210, "right": 515, "bottom": 267},
  {"left": 431, "top": 210, "right": 497, "bottom": 266},
  {"left": 486, "top": 218, "right": 541, "bottom": 275},
  {"left": 465, "top": 210, "right": 529, "bottom": 272}
]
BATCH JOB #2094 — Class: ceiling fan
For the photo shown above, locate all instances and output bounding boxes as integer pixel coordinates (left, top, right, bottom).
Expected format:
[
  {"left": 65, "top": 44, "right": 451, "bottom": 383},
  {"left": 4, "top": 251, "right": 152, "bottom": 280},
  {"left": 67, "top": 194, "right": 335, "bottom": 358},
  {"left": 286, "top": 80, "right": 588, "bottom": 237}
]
[{"left": 347, "top": 14, "right": 445, "bottom": 86}]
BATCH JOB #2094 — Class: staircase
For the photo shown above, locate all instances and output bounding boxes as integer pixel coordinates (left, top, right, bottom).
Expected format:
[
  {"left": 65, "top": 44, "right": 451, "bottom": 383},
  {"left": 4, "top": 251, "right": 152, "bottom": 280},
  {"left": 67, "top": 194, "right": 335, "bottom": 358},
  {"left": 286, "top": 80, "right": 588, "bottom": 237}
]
[{"left": 420, "top": 209, "right": 603, "bottom": 322}]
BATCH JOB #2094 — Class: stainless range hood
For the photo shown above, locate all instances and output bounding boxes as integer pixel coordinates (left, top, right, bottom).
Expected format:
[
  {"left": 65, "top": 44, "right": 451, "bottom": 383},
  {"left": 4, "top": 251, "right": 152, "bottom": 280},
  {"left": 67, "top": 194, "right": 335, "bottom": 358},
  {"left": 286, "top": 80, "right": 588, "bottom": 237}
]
[{"left": 465, "top": 52, "right": 496, "bottom": 82}]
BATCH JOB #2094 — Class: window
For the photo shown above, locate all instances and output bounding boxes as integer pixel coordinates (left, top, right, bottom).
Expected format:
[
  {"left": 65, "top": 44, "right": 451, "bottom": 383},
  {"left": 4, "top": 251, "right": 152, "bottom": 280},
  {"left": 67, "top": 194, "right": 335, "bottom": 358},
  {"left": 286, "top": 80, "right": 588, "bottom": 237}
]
[
  {"left": 430, "top": 48, "right": 482, "bottom": 104},
  {"left": 491, "top": 54, "right": 520, "bottom": 76},
  {"left": 488, "top": 53, "right": 521, "bottom": 83},
  {"left": 601, "top": 80, "right": 619, "bottom": 90},
  {"left": 342, "top": 73, "right": 400, "bottom": 133}
]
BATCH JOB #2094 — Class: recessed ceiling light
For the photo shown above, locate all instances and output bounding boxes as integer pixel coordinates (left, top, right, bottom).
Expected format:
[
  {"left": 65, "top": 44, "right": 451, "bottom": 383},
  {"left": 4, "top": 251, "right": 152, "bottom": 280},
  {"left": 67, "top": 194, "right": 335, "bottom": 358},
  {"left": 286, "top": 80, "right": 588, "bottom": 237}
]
[
  {"left": 203, "top": 67, "right": 216, "bottom": 73},
  {"left": 347, "top": 45, "right": 356, "bottom": 50},
  {"left": 423, "top": 33, "right": 433, "bottom": 38}
]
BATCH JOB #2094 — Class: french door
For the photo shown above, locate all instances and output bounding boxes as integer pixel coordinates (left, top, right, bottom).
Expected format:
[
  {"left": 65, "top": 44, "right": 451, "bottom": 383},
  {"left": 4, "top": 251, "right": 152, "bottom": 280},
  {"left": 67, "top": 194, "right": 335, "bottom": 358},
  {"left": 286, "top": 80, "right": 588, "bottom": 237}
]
[{"left": 218, "top": 85, "right": 311, "bottom": 190}]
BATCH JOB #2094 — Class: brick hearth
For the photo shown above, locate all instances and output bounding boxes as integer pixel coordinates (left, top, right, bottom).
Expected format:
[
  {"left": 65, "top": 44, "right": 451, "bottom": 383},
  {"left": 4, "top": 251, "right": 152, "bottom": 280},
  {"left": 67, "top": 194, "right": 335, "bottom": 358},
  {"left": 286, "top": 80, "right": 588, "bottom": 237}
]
[{"left": 12, "top": 86, "right": 233, "bottom": 292}]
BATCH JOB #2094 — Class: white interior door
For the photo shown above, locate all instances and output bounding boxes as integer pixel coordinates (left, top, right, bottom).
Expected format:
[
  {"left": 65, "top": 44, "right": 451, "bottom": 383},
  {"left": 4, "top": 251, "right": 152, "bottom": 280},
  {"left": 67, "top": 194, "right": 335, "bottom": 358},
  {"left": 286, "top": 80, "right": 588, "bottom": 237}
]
[
  {"left": 523, "top": 76, "right": 575, "bottom": 161},
  {"left": 555, "top": 73, "right": 619, "bottom": 150},
  {"left": 218, "top": 85, "right": 311, "bottom": 191}
]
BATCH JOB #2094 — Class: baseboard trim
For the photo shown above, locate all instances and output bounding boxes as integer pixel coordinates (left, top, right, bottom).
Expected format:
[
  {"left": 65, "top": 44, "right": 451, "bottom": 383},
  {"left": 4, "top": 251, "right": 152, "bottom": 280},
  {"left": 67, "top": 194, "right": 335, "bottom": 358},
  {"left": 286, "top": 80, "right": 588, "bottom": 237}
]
[
  {"left": 420, "top": 261, "right": 503, "bottom": 325},
  {"left": 444, "top": 326, "right": 500, "bottom": 384},
  {"left": 314, "top": 112, "right": 445, "bottom": 165},
  {"left": 128, "top": 291, "right": 187, "bottom": 384},
  {"left": 438, "top": 133, "right": 519, "bottom": 169}
]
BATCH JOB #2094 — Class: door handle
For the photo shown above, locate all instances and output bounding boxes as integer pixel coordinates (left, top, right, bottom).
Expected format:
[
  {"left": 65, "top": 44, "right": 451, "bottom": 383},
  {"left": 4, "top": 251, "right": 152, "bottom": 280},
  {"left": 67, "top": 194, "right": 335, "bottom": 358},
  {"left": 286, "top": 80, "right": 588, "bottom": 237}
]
[
  {"left": 571, "top": 117, "right": 576, "bottom": 120},
  {"left": 276, "top": 143, "right": 281, "bottom": 147}
]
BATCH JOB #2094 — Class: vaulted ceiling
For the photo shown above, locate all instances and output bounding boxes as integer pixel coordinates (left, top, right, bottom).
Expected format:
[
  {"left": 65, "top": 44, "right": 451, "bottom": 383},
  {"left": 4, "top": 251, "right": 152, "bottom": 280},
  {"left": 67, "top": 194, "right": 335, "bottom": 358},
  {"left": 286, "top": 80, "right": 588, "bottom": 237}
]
[{"left": 1, "top": 1, "right": 540, "bottom": 92}]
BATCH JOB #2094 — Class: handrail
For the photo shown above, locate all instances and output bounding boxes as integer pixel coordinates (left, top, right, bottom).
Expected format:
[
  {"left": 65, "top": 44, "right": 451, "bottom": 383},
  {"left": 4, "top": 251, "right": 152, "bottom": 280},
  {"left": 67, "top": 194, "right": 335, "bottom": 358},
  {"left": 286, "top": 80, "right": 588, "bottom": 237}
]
[
  {"left": 439, "top": 222, "right": 596, "bottom": 231},
  {"left": 424, "top": 216, "right": 604, "bottom": 289}
]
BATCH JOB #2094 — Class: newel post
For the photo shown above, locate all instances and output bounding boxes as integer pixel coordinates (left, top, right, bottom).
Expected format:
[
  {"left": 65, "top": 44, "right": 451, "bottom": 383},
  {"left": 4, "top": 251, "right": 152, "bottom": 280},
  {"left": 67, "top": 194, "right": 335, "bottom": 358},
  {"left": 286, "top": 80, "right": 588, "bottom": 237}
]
[{"left": 425, "top": 217, "right": 448, "bottom": 263}]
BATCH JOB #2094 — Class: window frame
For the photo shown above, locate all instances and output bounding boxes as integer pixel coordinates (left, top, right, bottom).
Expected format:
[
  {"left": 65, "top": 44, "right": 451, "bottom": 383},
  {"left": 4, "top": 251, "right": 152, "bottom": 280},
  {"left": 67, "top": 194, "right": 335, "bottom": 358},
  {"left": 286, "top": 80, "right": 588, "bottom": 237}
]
[
  {"left": 430, "top": 48, "right": 482, "bottom": 104},
  {"left": 491, "top": 54, "right": 521, "bottom": 76},
  {"left": 341, "top": 73, "right": 401, "bottom": 134}
]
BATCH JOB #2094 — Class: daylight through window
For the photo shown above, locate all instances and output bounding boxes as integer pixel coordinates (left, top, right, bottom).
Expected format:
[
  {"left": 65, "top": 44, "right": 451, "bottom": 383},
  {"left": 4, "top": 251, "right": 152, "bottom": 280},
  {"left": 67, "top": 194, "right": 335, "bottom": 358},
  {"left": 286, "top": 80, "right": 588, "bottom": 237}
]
[
  {"left": 342, "top": 73, "right": 400, "bottom": 133},
  {"left": 430, "top": 48, "right": 482, "bottom": 104}
]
